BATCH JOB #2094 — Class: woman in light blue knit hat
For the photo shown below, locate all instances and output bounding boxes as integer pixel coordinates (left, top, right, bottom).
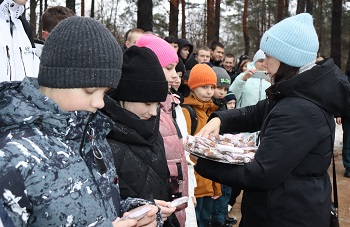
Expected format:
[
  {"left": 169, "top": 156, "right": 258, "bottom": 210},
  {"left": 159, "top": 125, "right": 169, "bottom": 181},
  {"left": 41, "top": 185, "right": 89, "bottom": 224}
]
[{"left": 193, "top": 13, "right": 350, "bottom": 227}]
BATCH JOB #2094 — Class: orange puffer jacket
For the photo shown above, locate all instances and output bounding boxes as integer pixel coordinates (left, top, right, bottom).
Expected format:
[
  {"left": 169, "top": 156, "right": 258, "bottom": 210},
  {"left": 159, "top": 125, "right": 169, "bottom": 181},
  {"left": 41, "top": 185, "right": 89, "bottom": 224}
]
[{"left": 182, "top": 92, "right": 222, "bottom": 198}]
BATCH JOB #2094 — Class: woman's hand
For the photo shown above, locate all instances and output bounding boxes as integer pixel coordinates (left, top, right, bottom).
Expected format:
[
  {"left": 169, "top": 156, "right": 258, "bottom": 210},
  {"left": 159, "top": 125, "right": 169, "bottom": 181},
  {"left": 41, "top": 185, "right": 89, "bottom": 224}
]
[
  {"left": 154, "top": 199, "right": 176, "bottom": 223},
  {"left": 196, "top": 117, "right": 221, "bottom": 138}
]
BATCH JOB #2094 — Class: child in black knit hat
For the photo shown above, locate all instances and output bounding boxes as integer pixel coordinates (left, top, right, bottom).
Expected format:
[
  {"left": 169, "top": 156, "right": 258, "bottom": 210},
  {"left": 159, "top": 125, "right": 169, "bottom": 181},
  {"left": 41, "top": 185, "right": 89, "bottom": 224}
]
[
  {"left": 0, "top": 16, "right": 158, "bottom": 226},
  {"left": 103, "top": 45, "right": 177, "bottom": 227}
]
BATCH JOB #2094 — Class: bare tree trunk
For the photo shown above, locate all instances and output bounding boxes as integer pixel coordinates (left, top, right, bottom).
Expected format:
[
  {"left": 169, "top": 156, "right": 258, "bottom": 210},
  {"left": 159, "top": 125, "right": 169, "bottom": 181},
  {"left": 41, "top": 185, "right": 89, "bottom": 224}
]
[
  {"left": 306, "top": 0, "right": 313, "bottom": 14},
  {"left": 29, "top": 0, "right": 36, "bottom": 37},
  {"left": 284, "top": 0, "right": 289, "bottom": 18},
  {"left": 45, "top": 0, "right": 47, "bottom": 11},
  {"left": 243, "top": 0, "right": 250, "bottom": 55},
  {"left": 66, "top": 0, "right": 76, "bottom": 13},
  {"left": 137, "top": 0, "right": 153, "bottom": 32},
  {"left": 38, "top": 0, "right": 43, "bottom": 40},
  {"left": 317, "top": 0, "right": 323, "bottom": 50},
  {"left": 214, "top": 0, "right": 220, "bottom": 43},
  {"left": 346, "top": 41, "right": 350, "bottom": 74},
  {"left": 330, "top": 0, "right": 342, "bottom": 68},
  {"left": 81, "top": 0, "right": 85, "bottom": 16},
  {"left": 181, "top": 0, "right": 186, "bottom": 38},
  {"left": 296, "top": 0, "right": 305, "bottom": 14},
  {"left": 261, "top": 0, "right": 266, "bottom": 34},
  {"left": 207, "top": 0, "right": 215, "bottom": 46},
  {"left": 90, "top": 0, "right": 94, "bottom": 18},
  {"left": 277, "top": 0, "right": 284, "bottom": 22},
  {"left": 169, "top": 0, "right": 179, "bottom": 37}
]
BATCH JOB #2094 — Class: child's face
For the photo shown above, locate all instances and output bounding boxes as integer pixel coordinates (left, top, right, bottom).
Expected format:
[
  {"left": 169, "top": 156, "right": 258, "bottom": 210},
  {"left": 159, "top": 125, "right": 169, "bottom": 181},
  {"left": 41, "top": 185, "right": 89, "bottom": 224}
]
[
  {"left": 180, "top": 46, "right": 190, "bottom": 60},
  {"left": 170, "top": 43, "right": 179, "bottom": 53},
  {"left": 226, "top": 100, "right": 236, "bottom": 110},
  {"left": 192, "top": 85, "right": 215, "bottom": 102},
  {"left": 195, "top": 50, "right": 210, "bottom": 64},
  {"left": 163, "top": 62, "right": 178, "bottom": 90},
  {"left": 213, "top": 87, "right": 228, "bottom": 99},
  {"left": 172, "top": 72, "right": 183, "bottom": 91},
  {"left": 41, "top": 87, "right": 109, "bottom": 112},
  {"left": 123, "top": 102, "right": 159, "bottom": 120}
]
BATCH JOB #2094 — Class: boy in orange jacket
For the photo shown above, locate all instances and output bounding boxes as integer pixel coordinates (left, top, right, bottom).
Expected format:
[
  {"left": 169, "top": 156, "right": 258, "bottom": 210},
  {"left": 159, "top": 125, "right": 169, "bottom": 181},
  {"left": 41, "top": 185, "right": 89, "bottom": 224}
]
[{"left": 181, "top": 63, "right": 222, "bottom": 227}]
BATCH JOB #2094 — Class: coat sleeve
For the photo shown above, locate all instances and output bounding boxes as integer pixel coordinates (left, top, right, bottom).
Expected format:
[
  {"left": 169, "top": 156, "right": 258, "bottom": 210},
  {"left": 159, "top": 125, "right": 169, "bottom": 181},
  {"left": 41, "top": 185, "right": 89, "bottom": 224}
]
[
  {"left": 196, "top": 98, "right": 329, "bottom": 191},
  {"left": 209, "top": 99, "right": 268, "bottom": 134},
  {"left": 229, "top": 72, "right": 246, "bottom": 102},
  {"left": 212, "top": 181, "right": 222, "bottom": 197},
  {"left": 181, "top": 107, "right": 192, "bottom": 135}
]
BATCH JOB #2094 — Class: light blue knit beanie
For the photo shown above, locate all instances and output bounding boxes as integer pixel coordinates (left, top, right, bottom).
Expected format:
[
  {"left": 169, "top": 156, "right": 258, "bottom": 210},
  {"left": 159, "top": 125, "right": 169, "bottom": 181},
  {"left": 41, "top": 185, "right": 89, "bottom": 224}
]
[{"left": 260, "top": 13, "right": 319, "bottom": 67}]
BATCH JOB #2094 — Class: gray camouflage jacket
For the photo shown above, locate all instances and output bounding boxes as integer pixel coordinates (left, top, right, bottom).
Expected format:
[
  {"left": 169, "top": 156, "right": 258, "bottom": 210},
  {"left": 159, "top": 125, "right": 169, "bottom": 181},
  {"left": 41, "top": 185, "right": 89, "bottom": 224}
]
[{"left": 0, "top": 77, "right": 159, "bottom": 226}]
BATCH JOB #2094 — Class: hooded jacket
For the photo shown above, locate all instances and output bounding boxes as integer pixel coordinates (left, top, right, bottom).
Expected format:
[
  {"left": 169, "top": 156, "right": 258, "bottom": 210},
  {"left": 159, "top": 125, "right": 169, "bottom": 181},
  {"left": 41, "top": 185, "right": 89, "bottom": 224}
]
[
  {"left": 103, "top": 96, "right": 170, "bottom": 202},
  {"left": 182, "top": 93, "right": 222, "bottom": 198},
  {"left": 195, "top": 59, "right": 350, "bottom": 227},
  {"left": 0, "top": 77, "right": 153, "bottom": 226},
  {"left": 177, "top": 39, "right": 193, "bottom": 64}
]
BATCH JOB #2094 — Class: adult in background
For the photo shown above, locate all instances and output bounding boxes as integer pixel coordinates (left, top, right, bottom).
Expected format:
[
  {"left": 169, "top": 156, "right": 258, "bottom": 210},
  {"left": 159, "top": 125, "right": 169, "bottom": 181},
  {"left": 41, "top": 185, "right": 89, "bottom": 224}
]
[
  {"left": 195, "top": 13, "right": 350, "bottom": 227},
  {"left": 209, "top": 41, "right": 225, "bottom": 67},
  {"left": 222, "top": 53, "right": 236, "bottom": 82},
  {"left": 336, "top": 67, "right": 350, "bottom": 178}
]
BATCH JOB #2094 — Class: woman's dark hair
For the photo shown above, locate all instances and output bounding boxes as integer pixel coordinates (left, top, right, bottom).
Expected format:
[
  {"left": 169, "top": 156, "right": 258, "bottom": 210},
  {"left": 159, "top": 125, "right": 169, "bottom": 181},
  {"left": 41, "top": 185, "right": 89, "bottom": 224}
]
[{"left": 266, "top": 62, "right": 299, "bottom": 100}]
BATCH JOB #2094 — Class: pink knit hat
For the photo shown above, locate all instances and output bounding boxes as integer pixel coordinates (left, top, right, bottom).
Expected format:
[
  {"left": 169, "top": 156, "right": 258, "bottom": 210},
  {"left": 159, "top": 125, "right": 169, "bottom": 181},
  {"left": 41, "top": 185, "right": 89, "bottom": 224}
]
[{"left": 136, "top": 34, "right": 178, "bottom": 67}]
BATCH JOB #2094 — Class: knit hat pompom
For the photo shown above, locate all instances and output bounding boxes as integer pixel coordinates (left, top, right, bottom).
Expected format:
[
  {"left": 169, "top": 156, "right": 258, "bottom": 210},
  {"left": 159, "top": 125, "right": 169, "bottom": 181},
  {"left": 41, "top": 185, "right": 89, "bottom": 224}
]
[
  {"left": 136, "top": 34, "right": 178, "bottom": 67},
  {"left": 38, "top": 16, "right": 122, "bottom": 88},
  {"left": 224, "top": 91, "right": 236, "bottom": 102},
  {"left": 252, "top": 49, "right": 266, "bottom": 65},
  {"left": 113, "top": 46, "right": 168, "bottom": 102},
  {"left": 188, "top": 64, "right": 217, "bottom": 90},
  {"left": 260, "top": 13, "right": 319, "bottom": 67},
  {"left": 212, "top": 66, "right": 231, "bottom": 89}
]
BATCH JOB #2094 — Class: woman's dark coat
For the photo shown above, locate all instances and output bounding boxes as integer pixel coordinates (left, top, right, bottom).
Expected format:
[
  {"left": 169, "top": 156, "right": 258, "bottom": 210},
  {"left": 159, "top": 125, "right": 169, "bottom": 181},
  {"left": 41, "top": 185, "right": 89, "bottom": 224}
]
[{"left": 195, "top": 59, "right": 350, "bottom": 227}]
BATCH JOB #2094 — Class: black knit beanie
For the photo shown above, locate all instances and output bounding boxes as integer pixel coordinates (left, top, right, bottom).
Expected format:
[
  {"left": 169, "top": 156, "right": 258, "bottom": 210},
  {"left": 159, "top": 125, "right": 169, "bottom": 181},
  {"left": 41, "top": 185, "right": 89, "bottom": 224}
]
[
  {"left": 38, "top": 16, "right": 122, "bottom": 88},
  {"left": 113, "top": 46, "right": 168, "bottom": 102}
]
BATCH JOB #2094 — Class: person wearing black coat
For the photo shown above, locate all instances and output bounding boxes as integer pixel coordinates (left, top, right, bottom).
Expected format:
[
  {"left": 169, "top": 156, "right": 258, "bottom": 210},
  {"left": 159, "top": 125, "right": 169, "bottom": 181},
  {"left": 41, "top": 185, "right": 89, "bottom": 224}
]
[
  {"left": 102, "top": 46, "right": 179, "bottom": 226},
  {"left": 194, "top": 13, "right": 350, "bottom": 227}
]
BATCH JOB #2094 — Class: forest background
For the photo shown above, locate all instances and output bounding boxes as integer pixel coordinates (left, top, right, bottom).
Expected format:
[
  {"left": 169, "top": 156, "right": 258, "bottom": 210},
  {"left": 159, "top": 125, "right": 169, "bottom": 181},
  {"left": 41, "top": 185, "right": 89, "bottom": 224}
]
[{"left": 25, "top": 0, "right": 350, "bottom": 72}]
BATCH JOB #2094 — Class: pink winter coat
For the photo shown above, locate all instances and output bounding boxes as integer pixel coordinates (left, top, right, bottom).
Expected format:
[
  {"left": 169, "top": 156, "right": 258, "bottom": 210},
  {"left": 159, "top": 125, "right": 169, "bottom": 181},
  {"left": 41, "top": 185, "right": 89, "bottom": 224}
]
[{"left": 160, "top": 94, "right": 189, "bottom": 227}]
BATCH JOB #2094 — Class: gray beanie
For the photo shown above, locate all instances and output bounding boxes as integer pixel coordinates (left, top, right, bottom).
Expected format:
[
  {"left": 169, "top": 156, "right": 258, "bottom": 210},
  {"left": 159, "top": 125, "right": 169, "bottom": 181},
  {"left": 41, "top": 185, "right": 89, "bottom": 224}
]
[
  {"left": 212, "top": 66, "right": 231, "bottom": 89},
  {"left": 38, "top": 16, "right": 122, "bottom": 88}
]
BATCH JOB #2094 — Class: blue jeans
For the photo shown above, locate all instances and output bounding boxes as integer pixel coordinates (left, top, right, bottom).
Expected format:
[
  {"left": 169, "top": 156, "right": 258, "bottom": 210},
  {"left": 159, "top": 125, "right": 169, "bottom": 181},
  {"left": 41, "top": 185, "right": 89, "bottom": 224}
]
[
  {"left": 196, "top": 196, "right": 214, "bottom": 227},
  {"left": 342, "top": 117, "right": 350, "bottom": 168},
  {"left": 211, "top": 185, "right": 231, "bottom": 223}
]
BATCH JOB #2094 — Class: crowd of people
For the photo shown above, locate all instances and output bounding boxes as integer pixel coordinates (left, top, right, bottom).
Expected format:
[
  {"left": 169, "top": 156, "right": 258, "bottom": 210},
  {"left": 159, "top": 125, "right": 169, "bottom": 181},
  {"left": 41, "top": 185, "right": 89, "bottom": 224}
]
[{"left": 1, "top": 0, "right": 350, "bottom": 227}]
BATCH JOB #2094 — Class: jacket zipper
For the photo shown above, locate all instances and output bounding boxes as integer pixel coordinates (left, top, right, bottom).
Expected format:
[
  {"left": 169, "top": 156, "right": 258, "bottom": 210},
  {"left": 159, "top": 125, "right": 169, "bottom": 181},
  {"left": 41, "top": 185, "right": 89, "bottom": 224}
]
[
  {"left": 78, "top": 112, "right": 107, "bottom": 174},
  {"left": 6, "top": 45, "right": 12, "bottom": 80},
  {"left": 19, "top": 47, "right": 27, "bottom": 77},
  {"left": 79, "top": 113, "right": 96, "bottom": 157}
]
